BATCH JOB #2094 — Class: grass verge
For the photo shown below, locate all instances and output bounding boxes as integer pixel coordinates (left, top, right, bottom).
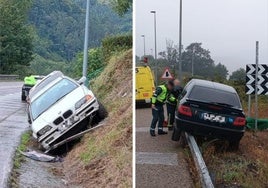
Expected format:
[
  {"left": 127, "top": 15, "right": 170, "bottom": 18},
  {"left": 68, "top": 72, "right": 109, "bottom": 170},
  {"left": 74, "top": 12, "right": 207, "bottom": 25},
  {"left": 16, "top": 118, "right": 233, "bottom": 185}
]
[
  {"left": 8, "top": 131, "right": 31, "bottom": 187},
  {"left": 63, "top": 49, "right": 132, "bottom": 187},
  {"left": 196, "top": 131, "right": 268, "bottom": 187}
]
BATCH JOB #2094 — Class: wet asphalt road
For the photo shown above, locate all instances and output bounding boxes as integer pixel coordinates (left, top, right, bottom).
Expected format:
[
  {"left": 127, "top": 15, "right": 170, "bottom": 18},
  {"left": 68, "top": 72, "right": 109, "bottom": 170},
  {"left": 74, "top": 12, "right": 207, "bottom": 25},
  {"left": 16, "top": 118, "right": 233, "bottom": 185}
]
[
  {"left": 0, "top": 81, "right": 28, "bottom": 187},
  {"left": 136, "top": 107, "right": 193, "bottom": 188}
]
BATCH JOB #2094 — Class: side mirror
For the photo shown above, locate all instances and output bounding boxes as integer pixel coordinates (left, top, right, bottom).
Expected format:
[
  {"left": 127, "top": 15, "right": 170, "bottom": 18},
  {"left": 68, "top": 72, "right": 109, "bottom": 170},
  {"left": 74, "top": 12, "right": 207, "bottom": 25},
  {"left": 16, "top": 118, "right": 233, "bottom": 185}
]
[{"left": 78, "top": 76, "right": 86, "bottom": 85}]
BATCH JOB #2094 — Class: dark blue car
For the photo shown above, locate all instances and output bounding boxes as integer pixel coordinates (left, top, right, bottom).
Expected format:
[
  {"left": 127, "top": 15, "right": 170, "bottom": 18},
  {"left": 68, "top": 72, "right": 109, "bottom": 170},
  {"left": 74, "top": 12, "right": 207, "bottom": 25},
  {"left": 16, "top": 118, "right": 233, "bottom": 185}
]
[{"left": 172, "top": 79, "right": 246, "bottom": 149}]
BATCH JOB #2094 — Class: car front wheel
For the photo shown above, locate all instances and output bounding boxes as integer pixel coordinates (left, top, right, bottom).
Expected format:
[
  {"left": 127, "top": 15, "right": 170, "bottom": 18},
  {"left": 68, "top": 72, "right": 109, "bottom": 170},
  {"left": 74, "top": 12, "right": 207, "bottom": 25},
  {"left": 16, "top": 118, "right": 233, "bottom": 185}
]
[{"left": 92, "top": 101, "right": 108, "bottom": 125}]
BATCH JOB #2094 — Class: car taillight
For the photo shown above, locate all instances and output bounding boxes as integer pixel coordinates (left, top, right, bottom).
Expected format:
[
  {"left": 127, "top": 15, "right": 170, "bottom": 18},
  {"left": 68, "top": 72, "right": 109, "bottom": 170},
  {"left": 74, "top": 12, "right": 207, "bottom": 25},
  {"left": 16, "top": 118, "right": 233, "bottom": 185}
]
[
  {"left": 178, "top": 105, "right": 192, "bottom": 117},
  {"left": 233, "top": 117, "right": 246, "bottom": 126}
]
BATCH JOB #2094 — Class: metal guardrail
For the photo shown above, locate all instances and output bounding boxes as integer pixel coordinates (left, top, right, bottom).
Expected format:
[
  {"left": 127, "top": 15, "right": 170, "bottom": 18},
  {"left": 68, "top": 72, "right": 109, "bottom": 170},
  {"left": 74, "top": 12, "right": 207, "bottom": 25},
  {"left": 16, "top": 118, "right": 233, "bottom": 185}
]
[
  {"left": 185, "top": 132, "right": 214, "bottom": 188},
  {"left": 0, "top": 74, "right": 19, "bottom": 80}
]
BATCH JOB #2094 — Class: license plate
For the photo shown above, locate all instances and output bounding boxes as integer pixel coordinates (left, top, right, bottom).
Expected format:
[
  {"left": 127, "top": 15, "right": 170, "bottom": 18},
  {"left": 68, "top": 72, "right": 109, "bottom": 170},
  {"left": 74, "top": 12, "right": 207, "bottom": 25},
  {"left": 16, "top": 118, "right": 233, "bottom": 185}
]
[{"left": 201, "top": 112, "right": 226, "bottom": 123}]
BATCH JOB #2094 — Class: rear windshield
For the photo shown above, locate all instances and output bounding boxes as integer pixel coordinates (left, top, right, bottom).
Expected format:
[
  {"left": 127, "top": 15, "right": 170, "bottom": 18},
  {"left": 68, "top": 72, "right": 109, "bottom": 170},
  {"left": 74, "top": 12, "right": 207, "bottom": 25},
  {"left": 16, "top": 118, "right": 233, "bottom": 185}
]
[{"left": 189, "top": 86, "right": 241, "bottom": 108}]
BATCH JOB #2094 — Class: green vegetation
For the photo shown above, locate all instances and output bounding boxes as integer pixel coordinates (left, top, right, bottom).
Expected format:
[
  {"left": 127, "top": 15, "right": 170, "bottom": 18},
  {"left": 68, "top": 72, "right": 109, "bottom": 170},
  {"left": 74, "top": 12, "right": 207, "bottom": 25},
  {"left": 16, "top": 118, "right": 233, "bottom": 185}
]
[
  {"left": 102, "top": 34, "right": 132, "bottom": 61},
  {"left": 72, "top": 48, "right": 104, "bottom": 78},
  {"left": 29, "top": 0, "right": 132, "bottom": 76},
  {"left": 110, "top": 0, "right": 132, "bottom": 16},
  {"left": 0, "top": 0, "right": 132, "bottom": 77},
  {"left": 0, "top": 0, "right": 33, "bottom": 75},
  {"left": 13, "top": 131, "right": 31, "bottom": 169},
  {"left": 69, "top": 34, "right": 132, "bottom": 78},
  {"left": 64, "top": 49, "right": 132, "bottom": 187},
  {"left": 9, "top": 131, "right": 31, "bottom": 187},
  {"left": 139, "top": 42, "right": 228, "bottom": 81},
  {"left": 201, "top": 135, "right": 268, "bottom": 187}
]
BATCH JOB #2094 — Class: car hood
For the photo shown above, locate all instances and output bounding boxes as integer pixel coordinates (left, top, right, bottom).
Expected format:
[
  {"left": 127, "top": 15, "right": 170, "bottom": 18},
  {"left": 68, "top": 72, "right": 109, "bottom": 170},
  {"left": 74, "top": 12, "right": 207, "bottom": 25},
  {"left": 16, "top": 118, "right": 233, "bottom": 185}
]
[{"left": 31, "top": 86, "right": 88, "bottom": 135}]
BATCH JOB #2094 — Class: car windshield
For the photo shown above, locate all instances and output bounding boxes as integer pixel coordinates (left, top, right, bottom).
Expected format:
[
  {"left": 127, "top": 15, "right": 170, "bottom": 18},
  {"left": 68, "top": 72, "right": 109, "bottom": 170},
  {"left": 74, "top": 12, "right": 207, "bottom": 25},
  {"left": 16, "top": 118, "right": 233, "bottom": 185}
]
[
  {"left": 31, "top": 78, "right": 78, "bottom": 120},
  {"left": 189, "top": 85, "right": 241, "bottom": 108}
]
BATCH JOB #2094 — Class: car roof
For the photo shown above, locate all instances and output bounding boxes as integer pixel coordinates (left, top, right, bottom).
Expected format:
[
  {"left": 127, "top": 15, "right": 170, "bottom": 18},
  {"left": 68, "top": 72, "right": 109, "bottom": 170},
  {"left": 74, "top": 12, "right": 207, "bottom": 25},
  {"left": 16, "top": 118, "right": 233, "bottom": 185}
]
[
  {"left": 189, "top": 79, "right": 237, "bottom": 93},
  {"left": 29, "top": 71, "right": 64, "bottom": 100}
]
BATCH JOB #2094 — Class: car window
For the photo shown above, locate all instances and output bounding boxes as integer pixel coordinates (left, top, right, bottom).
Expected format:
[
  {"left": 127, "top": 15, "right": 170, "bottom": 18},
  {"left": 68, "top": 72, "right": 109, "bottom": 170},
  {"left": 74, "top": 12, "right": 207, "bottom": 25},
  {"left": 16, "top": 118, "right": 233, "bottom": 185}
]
[
  {"left": 31, "top": 78, "right": 78, "bottom": 120},
  {"left": 178, "top": 89, "right": 187, "bottom": 100},
  {"left": 189, "top": 85, "right": 241, "bottom": 108}
]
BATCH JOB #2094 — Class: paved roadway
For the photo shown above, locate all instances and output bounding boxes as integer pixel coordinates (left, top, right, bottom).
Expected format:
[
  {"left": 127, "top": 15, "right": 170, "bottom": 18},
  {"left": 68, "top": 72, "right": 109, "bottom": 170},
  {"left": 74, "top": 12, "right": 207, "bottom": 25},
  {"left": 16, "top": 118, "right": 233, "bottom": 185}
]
[
  {"left": 136, "top": 107, "right": 193, "bottom": 188},
  {"left": 0, "top": 81, "right": 29, "bottom": 187}
]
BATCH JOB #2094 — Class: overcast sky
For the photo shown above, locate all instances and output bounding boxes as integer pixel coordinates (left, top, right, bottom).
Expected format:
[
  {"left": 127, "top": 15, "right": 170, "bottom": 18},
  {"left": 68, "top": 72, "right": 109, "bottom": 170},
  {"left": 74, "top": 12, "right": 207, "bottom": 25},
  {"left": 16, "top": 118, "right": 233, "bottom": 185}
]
[{"left": 135, "top": 0, "right": 268, "bottom": 73}]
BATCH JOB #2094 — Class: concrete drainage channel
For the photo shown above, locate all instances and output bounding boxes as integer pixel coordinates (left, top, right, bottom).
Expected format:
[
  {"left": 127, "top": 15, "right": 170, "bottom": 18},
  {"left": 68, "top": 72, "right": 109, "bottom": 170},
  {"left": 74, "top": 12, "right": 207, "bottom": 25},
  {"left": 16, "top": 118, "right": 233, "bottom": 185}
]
[{"left": 185, "top": 132, "right": 214, "bottom": 188}]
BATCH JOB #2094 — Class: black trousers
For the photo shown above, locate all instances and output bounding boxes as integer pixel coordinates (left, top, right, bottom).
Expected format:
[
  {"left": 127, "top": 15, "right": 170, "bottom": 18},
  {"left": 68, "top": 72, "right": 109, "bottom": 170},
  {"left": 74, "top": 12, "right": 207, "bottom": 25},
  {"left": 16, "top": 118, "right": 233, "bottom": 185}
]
[
  {"left": 150, "top": 104, "right": 164, "bottom": 132},
  {"left": 166, "top": 103, "right": 176, "bottom": 126}
]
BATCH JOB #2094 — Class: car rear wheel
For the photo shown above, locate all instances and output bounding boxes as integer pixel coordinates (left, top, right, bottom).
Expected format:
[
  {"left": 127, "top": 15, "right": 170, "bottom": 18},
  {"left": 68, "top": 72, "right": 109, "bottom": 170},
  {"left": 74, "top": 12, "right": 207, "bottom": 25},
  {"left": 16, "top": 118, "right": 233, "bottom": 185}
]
[
  {"left": 172, "top": 125, "right": 182, "bottom": 141},
  {"left": 229, "top": 139, "right": 240, "bottom": 151}
]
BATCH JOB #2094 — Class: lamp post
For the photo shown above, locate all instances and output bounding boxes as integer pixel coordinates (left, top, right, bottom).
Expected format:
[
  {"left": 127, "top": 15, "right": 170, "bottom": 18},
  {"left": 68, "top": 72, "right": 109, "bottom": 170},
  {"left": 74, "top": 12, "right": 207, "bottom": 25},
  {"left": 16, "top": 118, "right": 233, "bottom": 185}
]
[
  {"left": 141, "top": 35, "right": 146, "bottom": 57},
  {"left": 178, "top": 0, "right": 183, "bottom": 82},
  {"left": 82, "top": 0, "right": 90, "bottom": 78},
  {"left": 191, "top": 45, "right": 195, "bottom": 77},
  {"left": 150, "top": 10, "right": 158, "bottom": 85}
]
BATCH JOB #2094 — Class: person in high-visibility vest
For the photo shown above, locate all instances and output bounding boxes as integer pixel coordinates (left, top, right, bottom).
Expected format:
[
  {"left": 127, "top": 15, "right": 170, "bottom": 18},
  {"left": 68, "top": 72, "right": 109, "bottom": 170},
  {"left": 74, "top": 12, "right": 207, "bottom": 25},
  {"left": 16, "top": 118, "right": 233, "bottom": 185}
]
[
  {"left": 150, "top": 80, "right": 174, "bottom": 137},
  {"left": 24, "top": 75, "right": 36, "bottom": 86},
  {"left": 166, "top": 79, "right": 183, "bottom": 131}
]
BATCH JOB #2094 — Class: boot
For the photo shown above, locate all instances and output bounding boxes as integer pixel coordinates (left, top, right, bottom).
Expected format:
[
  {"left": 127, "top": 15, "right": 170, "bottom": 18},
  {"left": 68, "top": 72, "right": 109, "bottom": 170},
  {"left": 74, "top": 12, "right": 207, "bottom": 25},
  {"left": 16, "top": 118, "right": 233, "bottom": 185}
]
[
  {"left": 150, "top": 130, "right": 156, "bottom": 137},
  {"left": 158, "top": 130, "right": 168, "bottom": 135}
]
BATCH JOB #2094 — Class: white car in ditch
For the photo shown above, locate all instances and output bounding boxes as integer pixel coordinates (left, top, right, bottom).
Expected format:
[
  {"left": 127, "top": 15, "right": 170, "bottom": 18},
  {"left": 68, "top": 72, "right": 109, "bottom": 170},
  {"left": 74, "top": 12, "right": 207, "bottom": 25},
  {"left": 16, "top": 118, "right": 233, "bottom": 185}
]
[{"left": 28, "top": 71, "right": 106, "bottom": 151}]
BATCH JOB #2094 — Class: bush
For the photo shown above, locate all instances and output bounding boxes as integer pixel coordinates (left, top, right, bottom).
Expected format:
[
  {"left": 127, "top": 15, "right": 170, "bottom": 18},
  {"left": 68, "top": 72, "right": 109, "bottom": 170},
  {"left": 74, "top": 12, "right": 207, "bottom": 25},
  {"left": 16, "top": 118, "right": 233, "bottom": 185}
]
[
  {"left": 102, "top": 34, "right": 132, "bottom": 61},
  {"left": 72, "top": 48, "right": 104, "bottom": 78}
]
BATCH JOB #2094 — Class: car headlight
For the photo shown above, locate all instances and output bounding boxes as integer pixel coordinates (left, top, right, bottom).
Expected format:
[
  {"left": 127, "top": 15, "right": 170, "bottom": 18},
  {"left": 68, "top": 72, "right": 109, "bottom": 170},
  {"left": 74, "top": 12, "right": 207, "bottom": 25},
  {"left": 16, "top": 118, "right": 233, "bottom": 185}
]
[
  {"left": 75, "top": 95, "right": 93, "bottom": 110},
  {"left": 37, "top": 125, "right": 52, "bottom": 137}
]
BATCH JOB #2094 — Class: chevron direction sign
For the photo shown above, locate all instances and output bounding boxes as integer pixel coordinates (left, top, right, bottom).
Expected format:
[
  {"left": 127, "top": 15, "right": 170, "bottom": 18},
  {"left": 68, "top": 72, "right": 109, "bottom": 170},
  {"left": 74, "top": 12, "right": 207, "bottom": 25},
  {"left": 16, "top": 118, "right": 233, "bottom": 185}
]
[
  {"left": 246, "top": 64, "right": 268, "bottom": 75},
  {"left": 246, "top": 64, "right": 268, "bottom": 95},
  {"left": 246, "top": 85, "right": 268, "bottom": 95},
  {"left": 246, "top": 74, "right": 268, "bottom": 85}
]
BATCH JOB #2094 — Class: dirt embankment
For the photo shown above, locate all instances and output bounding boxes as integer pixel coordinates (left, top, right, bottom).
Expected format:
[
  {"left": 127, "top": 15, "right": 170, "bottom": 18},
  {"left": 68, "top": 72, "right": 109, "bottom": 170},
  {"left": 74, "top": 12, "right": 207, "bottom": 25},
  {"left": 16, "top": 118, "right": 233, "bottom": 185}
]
[{"left": 62, "top": 50, "right": 132, "bottom": 187}]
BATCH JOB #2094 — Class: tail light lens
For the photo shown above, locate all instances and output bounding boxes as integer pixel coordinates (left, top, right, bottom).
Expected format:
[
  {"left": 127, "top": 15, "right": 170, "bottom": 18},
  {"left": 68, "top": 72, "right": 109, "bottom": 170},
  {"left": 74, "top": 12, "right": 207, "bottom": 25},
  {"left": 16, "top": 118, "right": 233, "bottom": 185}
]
[
  {"left": 178, "top": 105, "right": 192, "bottom": 117},
  {"left": 233, "top": 117, "right": 246, "bottom": 126}
]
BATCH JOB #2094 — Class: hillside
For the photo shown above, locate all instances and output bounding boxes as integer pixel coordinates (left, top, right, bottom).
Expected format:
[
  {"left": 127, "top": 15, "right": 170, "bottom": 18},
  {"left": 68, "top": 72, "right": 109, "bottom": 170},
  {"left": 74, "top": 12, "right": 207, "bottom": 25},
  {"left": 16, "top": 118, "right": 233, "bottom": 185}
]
[
  {"left": 62, "top": 50, "right": 132, "bottom": 187},
  {"left": 29, "top": 0, "right": 132, "bottom": 74}
]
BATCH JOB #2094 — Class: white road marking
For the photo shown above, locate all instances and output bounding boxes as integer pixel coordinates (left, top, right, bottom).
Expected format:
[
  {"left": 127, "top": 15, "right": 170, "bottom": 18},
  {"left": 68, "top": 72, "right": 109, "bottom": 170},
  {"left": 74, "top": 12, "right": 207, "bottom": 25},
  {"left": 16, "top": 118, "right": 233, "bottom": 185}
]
[
  {"left": 136, "top": 127, "right": 168, "bottom": 133},
  {"left": 136, "top": 152, "right": 178, "bottom": 166}
]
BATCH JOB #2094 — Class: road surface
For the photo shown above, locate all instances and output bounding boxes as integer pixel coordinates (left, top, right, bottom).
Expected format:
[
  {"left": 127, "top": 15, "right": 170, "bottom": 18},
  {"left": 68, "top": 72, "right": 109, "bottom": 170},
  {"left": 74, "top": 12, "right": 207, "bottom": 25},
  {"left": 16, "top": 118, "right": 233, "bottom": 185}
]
[
  {"left": 0, "top": 81, "right": 29, "bottom": 187},
  {"left": 136, "top": 107, "right": 193, "bottom": 188}
]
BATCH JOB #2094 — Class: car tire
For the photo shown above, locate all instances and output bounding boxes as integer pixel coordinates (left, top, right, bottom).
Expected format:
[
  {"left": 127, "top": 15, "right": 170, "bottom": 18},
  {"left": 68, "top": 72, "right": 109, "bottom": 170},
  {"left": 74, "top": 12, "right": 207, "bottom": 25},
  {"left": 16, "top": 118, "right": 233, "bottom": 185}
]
[
  {"left": 92, "top": 101, "right": 108, "bottom": 124},
  {"left": 171, "top": 125, "right": 182, "bottom": 141},
  {"left": 229, "top": 140, "right": 240, "bottom": 151},
  {"left": 21, "top": 94, "right": 26, "bottom": 101},
  {"left": 179, "top": 131, "right": 187, "bottom": 148}
]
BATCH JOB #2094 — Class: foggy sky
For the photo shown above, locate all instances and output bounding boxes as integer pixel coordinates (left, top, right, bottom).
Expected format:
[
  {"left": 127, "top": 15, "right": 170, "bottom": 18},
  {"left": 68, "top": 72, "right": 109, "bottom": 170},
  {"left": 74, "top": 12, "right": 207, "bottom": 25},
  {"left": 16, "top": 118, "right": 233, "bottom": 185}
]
[{"left": 135, "top": 0, "right": 268, "bottom": 73}]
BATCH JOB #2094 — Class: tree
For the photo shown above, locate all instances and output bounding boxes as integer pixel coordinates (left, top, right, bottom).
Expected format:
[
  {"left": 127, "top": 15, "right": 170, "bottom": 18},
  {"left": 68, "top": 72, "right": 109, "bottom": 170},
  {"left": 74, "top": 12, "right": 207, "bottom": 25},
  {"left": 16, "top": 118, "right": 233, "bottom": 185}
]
[
  {"left": 28, "top": 0, "right": 132, "bottom": 63},
  {"left": 229, "top": 68, "right": 246, "bottom": 84},
  {"left": 182, "top": 43, "right": 215, "bottom": 79},
  {"left": 0, "top": 0, "right": 33, "bottom": 74},
  {"left": 72, "top": 48, "right": 104, "bottom": 77},
  {"left": 159, "top": 39, "right": 179, "bottom": 66},
  {"left": 214, "top": 63, "right": 228, "bottom": 81},
  {"left": 110, "top": 0, "right": 132, "bottom": 16}
]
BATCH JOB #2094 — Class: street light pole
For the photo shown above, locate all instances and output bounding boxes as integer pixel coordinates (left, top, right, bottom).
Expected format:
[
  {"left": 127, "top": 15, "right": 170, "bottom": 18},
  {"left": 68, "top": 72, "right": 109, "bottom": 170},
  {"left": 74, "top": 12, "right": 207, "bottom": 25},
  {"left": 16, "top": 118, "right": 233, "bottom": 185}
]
[
  {"left": 191, "top": 45, "right": 195, "bottom": 77},
  {"left": 82, "top": 0, "right": 90, "bottom": 78},
  {"left": 178, "top": 0, "right": 183, "bottom": 82},
  {"left": 151, "top": 10, "right": 158, "bottom": 85},
  {"left": 141, "top": 35, "right": 146, "bottom": 57}
]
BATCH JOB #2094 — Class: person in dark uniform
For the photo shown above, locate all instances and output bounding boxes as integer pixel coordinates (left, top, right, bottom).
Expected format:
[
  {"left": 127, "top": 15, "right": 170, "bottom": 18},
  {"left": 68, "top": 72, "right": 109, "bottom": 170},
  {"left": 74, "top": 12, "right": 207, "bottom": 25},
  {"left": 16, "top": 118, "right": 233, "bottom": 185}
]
[
  {"left": 150, "top": 80, "right": 174, "bottom": 136},
  {"left": 166, "top": 79, "right": 183, "bottom": 131}
]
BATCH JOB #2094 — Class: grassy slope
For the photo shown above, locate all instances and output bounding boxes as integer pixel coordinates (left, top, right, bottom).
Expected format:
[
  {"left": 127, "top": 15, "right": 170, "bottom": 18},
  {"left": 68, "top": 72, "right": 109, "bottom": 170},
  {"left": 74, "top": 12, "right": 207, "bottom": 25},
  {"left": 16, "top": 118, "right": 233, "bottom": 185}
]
[
  {"left": 200, "top": 131, "right": 268, "bottom": 187},
  {"left": 63, "top": 50, "right": 132, "bottom": 187}
]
